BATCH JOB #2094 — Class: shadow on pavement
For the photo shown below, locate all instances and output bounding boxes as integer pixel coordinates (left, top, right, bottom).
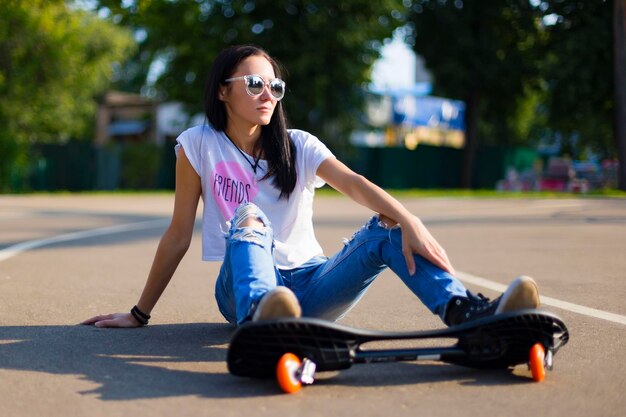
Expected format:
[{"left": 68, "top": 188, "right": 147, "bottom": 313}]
[
  {"left": 0, "top": 322, "right": 278, "bottom": 399},
  {"left": 0, "top": 322, "right": 533, "bottom": 400},
  {"left": 318, "top": 361, "right": 533, "bottom": 389}
]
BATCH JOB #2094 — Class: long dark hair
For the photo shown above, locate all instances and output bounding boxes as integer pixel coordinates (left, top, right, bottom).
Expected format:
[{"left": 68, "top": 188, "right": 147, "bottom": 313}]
[{"left": 204, "top": 45, "right": 297, "bottom": 199}]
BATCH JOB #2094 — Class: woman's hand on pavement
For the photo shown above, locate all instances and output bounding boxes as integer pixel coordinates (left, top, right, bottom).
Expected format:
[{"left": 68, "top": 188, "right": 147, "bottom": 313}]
[{"left": 80, "top": 312, "right": 141, "bottom": 328}]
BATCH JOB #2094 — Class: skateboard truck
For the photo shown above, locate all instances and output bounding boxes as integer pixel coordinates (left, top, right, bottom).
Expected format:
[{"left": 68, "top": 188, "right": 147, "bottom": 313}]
[
  {"left": 545, "top": 349, "right": 554, "bottom": 370},
  {"left": 298, "top": 358, "right": 317, "bottom": 385}
]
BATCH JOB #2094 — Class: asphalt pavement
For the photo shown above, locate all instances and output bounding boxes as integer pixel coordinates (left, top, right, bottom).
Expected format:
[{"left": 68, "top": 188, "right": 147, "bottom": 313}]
[{"left": 1, "top": 194, "right": 625, "bottom": 417}]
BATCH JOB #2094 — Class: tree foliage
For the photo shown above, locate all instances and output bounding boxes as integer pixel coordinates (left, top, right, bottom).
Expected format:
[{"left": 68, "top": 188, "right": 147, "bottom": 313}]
[
  {"left": 1, "top": 0, "right": 619, "bottom": 191},
  {"left": 0, "top": 0, "right": 135, "bottom": 190},
  {"left": 93, "top": 0, "right": 406, "bottom": 144},
  {"left": 615, "top": 0, "right": 626, "bottom": 190},
  {"left": 406, "top": 0, "right": 617, "bottom": 186},
  {"left": 541, "top": 0, "right": 613, "bottom": 156},
  {"left": 406, "top": 0, "right": 546, "bottom": 186}
]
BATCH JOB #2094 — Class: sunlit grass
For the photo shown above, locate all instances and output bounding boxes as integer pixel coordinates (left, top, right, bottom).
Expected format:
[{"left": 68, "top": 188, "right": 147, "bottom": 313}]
[{"left": 316, "top": 187, "right": 626, "bottom": 199}]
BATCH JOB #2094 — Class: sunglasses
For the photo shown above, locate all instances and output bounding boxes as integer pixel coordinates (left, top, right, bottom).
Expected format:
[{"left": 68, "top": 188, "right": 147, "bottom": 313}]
[{"left": 223, "top": 74, "right": 286, "bottom": 100}]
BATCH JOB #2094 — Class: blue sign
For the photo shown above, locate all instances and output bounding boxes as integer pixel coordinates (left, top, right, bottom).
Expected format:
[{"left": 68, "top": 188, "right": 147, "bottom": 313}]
[{"left": 392, "top": 95, "right": 465, "bottom": 131}]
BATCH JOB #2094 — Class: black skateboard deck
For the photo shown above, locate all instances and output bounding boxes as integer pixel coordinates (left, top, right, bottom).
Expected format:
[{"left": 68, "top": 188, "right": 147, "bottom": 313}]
[{"left": 227, "top": 309, "right": 569, "bottom": 383}]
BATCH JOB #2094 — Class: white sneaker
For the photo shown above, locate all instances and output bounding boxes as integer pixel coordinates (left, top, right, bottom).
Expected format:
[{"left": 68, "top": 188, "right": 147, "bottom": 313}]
[
  {"left": 495, "top": 275, "right": 540, "bottom": 314},
  {"left": 252, "top": 287, "right": 302, "bottom": 322}
]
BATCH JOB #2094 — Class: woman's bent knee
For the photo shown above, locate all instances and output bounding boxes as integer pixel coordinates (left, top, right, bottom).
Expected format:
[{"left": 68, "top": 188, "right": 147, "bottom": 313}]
[
  {"left": 228, "top": 203, "right": 273, "bottom": 247},
  {"left": 232, "top": 203, "right": 269, "bottom": 229}
]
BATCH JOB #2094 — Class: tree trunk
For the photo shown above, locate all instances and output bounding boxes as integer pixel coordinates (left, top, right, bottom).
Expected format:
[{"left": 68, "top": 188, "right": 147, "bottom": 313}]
[
  {"left": 462, "top": 85, "right": 481, "bottom": 189},
  {"left": 615, "top": 0, "right": 626, "bottom": 190},
  {"left": 462, "top": 7, "right": 486, "bottom": 190}
]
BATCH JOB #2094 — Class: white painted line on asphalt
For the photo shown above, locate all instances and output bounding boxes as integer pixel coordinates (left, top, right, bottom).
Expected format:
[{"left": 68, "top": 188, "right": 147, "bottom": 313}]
[
  {"left": 0, "top": 219, "right": 169, "bottom": 263},
  {"left": 3, "top": 220, "right": 625, "bottom": 326},
  {"left": 457, "top": 271, "right": 626, "bottom": 326}
]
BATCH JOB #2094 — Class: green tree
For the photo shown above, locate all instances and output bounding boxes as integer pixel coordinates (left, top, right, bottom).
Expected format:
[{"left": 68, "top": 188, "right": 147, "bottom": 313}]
[
  {"left": 539, "top": 0, "right": 624, "bottom": 189},
  {"left": 0, "top": 0, "right": 135, "bottom": 191},
  {"left": 541, "top": 0, "right": 613, "bottom": 158},
  {"left": 94, "top": 0, "right": 406, "bottom": 147},
  {"left": 406, "top": 0, "right": 546, "bottom": 188},
  {"left": 616, "top": 0, "right": 626, "bottom": 190}
]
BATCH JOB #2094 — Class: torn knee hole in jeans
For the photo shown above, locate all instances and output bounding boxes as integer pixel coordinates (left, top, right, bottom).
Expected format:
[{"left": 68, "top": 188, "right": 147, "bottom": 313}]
[
  {"left": 377, "top": 219, "right": 400, "bottom": 242},
  {"left": 230, "top": 228, "right": 264, "bottom": 246},
  {"left": 377, "top": 217, "right": 400, "bottom": 230},
  {"left": 342, "top": 218, "right": 399, "bottom": 246},
  {"left": 232, "top": 203, "right": 268, "bottom": 228},
  {"left": 342, "top": 223, "right": 368, "bottom": 246}
]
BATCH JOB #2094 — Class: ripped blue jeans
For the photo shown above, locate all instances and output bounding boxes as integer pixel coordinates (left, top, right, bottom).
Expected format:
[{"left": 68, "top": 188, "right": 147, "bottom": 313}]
[{"left": 214, "top": 203, "right": 467, "bottom": 325}]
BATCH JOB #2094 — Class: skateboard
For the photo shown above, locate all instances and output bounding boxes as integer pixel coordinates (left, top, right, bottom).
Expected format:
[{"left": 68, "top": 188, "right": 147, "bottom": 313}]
[{"left": 227, "top": 309, "right": 569, "bottom": 393}]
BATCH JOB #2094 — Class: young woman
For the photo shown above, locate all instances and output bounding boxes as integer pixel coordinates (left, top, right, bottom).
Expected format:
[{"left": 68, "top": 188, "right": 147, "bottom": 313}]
[{"left": 82, "top": 45, "right": 539, "bottom": 328}]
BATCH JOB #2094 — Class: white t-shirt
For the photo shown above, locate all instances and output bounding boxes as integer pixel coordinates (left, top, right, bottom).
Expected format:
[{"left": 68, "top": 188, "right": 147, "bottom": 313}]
[{"left": 174, "top": 124, "right": 334, "bottom": 269}]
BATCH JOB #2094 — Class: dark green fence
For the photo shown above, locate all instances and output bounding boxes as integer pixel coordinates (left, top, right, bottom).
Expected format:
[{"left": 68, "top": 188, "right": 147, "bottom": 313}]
[
  {"left": 349, "top": 145, "right": 537, "bottom": 189},
  {"left": 29, "top": 142, "right": 97, "bottom": 191},
  {"left": 24, "top": 141, "right": 176, "bottom": 192},
  {"left": 16, "top": 141, "right": 536, "bottom": 192}
]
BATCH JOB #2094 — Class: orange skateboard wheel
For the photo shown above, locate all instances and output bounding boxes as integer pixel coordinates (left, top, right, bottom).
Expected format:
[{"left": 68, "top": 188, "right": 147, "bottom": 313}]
[
  {"left": 529, "top": 343, "right": 546, "bottom": 382},
  {"left": 276, "top": 353, "right": 302, "bottom": 394}
]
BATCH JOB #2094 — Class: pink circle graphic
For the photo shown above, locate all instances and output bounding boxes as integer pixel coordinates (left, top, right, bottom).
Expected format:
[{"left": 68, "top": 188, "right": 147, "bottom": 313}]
[{"left": 210, "top": 161, "right": 258, "bottom": 219}]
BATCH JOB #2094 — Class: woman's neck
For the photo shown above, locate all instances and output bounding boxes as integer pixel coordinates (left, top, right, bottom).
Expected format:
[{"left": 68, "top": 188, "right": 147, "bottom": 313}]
[{"left": 225, "top": 124, "right": 261, "bottom": 155}]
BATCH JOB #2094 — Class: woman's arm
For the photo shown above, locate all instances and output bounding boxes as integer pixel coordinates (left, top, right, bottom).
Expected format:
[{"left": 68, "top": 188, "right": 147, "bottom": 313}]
[
  {"left": 316, "top": 157, "right": 455, "bottom": 276},
  {"left": 81, "top": 149, "right": 202, "bottom": 327}
]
